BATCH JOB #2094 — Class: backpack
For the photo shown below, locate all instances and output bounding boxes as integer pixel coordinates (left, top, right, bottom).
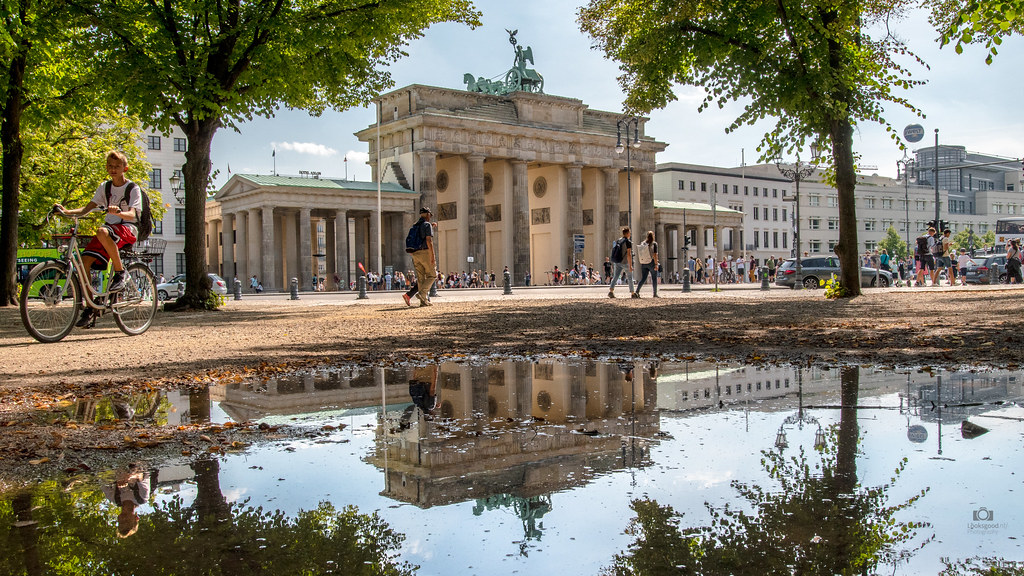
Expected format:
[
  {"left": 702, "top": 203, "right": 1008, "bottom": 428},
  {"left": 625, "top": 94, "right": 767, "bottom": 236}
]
[
  {"left": 637, "top": 241, "right": 653, "bottom": 264},
  {"left": 405, "top": 220, "right": 427, "bottom": 253},
  {"left": 610, "top": 238, "right": 624, "bottom": 263},
  {"left": 105, "top": 180, "right": 153, "bottom": 242},
  {"left": 929, "top": 236, "right": 943, "bottom": 256},
  {"left": 915, "top": 236, "right": 928, "bottom": 256}
]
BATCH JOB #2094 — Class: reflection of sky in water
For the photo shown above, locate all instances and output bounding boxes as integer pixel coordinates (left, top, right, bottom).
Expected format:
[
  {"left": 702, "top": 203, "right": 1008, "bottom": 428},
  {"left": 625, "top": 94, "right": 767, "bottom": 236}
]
[
  {"left": 189, "top": 368, "right": 1024, "bottom": 575},
  {"left": 20, "top": 362, "right": 1024, "bottom": 574}
]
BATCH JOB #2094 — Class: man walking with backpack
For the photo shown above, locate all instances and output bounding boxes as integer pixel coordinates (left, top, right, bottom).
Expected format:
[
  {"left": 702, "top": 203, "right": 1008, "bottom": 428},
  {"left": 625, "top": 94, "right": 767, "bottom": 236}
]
[
  {"left": 402, "top": 207, "right": 437, "bottom": 307},
  {"left": 633, "top": 230, "right": 659, "bottom": 297},
  {"left": 608, "top": 227, "right": 635, "bottom": 298}
]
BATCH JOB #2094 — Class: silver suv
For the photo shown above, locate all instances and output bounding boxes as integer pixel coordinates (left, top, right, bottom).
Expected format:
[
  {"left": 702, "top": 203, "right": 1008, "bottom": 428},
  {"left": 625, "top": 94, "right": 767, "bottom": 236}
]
[{"left": 775, "top": 256, "right": 893, "bottom": 288}]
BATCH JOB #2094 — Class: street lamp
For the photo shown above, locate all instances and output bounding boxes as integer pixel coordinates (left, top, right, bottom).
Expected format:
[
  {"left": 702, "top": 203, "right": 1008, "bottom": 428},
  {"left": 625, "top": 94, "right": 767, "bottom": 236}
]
[
  {"left": 897, "top": 152, "right": 917, "bottom": 273},
  {"left": 774, "top": 368, "right": 827, "bottom": 451},
  {"left": 168, "top": 172, "right": 185, "bottom": 205},
  {"left": 616, "top": 116, "right": 641, "bottom": 262},
  {"left": 775, "top": 144, "right": 820, "bottom": 290}
]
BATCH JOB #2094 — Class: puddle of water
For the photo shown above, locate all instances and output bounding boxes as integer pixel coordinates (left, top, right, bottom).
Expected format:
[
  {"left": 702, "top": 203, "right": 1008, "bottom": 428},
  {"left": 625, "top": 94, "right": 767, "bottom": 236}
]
[{"left": 4, "top": 359, "right": 1024, "bottom": 574}]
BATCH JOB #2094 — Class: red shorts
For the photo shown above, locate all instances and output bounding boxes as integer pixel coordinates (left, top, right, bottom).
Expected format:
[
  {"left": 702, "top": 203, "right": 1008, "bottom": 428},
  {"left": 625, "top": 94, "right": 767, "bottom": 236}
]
[{"left": 82, "top": 223, "right": 137, "bottom": 268}]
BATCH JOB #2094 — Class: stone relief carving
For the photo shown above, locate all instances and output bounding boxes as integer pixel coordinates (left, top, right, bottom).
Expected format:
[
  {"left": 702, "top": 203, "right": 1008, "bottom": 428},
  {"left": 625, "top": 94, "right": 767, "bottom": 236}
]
[
  {"left": 436, "top": 170, "right": 449, "bottom": 192},
  {"left": 485, "top": 204, "right": 502, "bottom": 222},
  {"left": 582, "top": 209, "right": 594, "bottom": 226},
  {"left": 438, "top": 202, "right": 458, "bottom": 221},
  {"left": 533, "top": 177, "right": 547, "bottom": 198},
  {"left": 531, "top": 207, "right": 550, "bottom": 225}
]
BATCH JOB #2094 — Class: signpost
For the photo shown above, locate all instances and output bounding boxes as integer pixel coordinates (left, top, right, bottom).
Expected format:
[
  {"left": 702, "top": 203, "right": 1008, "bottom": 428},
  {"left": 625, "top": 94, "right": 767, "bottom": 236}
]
[{"left": 903, "top": 124, "right": 925, "bottom": 143}]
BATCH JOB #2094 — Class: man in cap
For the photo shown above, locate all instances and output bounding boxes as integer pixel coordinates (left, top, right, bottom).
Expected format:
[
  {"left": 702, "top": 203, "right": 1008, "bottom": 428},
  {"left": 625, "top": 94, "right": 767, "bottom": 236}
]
[{"left": 402, "top": 206, "right": 438, "bottom": 307}]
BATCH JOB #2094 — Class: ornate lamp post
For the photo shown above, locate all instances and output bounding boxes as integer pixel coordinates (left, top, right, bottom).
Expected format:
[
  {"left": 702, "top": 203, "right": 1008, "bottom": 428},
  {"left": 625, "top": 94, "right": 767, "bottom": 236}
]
[
  {"left": 168, "top": 172, "right": 185, "bottom": 206},
  {"left": 896, "top": 152, "right": 917, "bottom": 273},
  {"left": 616, "top": 116, "right": 641, "bottom": 255},
  {"left": 775, "top": 144, "right": 820, "bottom": 290}
]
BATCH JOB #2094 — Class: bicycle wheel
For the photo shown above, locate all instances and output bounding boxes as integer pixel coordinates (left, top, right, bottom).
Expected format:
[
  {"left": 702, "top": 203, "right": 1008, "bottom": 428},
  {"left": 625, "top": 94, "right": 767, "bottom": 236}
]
[
  {"left": 112, "top": 262, "right": 157, "bottom": 335},
  {"left": 20, "top": 260, "right": 81, "bottom": 343}
]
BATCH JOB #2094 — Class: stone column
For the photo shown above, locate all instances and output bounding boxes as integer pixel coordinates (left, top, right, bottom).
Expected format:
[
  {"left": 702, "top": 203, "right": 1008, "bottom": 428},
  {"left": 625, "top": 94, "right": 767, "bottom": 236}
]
[
  {"left": 221, "top": 212, "right": 234, "bottom": 280},
  {"left": 353, "top": 213, "right": 366, "bottom": 270},
  {"left": 604, "top": 168, "right": 620, "bottom": 251},
  {"left": 715, "top": 226, "right": 724, "bottom": 260},
  {"left": 207, "top": 219, "right": 220, "bottom": 275},
  {"left": 235, "top": 210, "right": 248, "bottom": 284},
  {"left": 325, "top": 215, "right": 336, "bottom": 289},
  {"left": 695, "top": 224, "right": 706, "bottom": 260},
  {"left": 511, "top": 160, "right": 531, "bottom": 285},
  {"left": 248, "top": 208, "right": 261, "bottom": 284},
  {"left": 656, "top": 222, "right": 667, "bottom": 274},
  {"left": 467, "top": 154, "right": 486, "bottom": 272},
  {"left": 567, "top": 163, "right": 583, "bottom": 260},
  {"left": 639, "top": 171, "right": 655, "bottom": 236},
  {"left": 299, "top": 207, "right": 312, "bottom": 290},
  {"left": 261, "top": 206, "right": 277, "bottom": 291},
  {"left": 368, "top": 209, "right": 380, "bottom": 274},
  {"left": 334, "top": 210, "right": 349, "bottom": 289},
  {"left": 418, "top": 151, "right": 438, "bottom": 213}
]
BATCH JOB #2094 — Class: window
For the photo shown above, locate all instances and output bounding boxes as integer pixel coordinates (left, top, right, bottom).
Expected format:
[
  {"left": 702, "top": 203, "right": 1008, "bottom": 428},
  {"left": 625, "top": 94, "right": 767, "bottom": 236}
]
[
  {"left": 828, "top": 217, "right": 839, "bottom": 230},
  {"left": 772, "top": 208, "right": 778, "bottom": 221},
  {"left": 148, "top": 168, "right": 162, "bottom": 190},
  {"left": 172, "top": 169, "right": 183, "bottom": 184},
  {"left": 782, "top": 232, "right": 788, "bottom": 248},
  {"left": 916, "top": 200, "right": 926, "bottom": 211},
  {"left": 882, "top": 198, "right": 893, "bottom": 210},
  {"left": 828, "top": 196, "right": 838, "bottom": 208},
  {"left": 763, "top": 230, "right": 769, "bottom": 246},
  {"left": 900, "top": 220, "right": 908, "bottom": 232},
  {"left": 773, "top": 231, "right": 779, "bottom": 248},
  {"left": 782, "top": 208, "right": 787, "bottom": 221},
  {"left": 980, "top": 224, "right": 988, "bottom": 233},
  {"left": 173, "top": 137, "right": 187, "bottom": 152},
  {"left": 809, "top": 240, "right": 821, "bottom": 253},
  {"left": 700, "top": 182, "right": 707, "bottom": 192},
  {"left": 690, "top": 181, "right": 696, "bottom": 191},
  {"left": 753, "top": 207, "right": 760, "bottom": 220},
  {"left": 808, "top": 195, "right": 820, "bottom": 207},
  {"left": 1010, "top": 184, "right": 1016, "bottom": 192},
  {"left": 744, "top": 186, "right": 749, "bottom": 195},
  {"left": 762, "top": 207, "right": 769, "bottom": 220},
  {"left": 828, "top": 240, "right": 838, "bottom": 252},
  {"left": 147, "top": 135, "right": 161, "bottom": 150},
  {"left": 753, "top": 187, "right": 759, "bottom": 196},
  {"left": 773, "top": 188, "right": 778, "bottom": 198},
  {"left": 678, "top": 179, "right": 685, "bottom": 190},
  {"left": 899, "top": 199, "right": 908, "bottom": 210},
  {"left": 153, "top": 218, "right": 163, "bottom": 235},
  {"left": 809, "top": 217, "right": 821, "bottom": 230},
  {"left": 151, "top": 255, "right": 164, "bottom": 276},
  {"left": 993, "top": 204, "right": 1003, "bottom": 214},
  {"left": 722, "top": 182, "right": 728, "bottom": 193},
  {"left": 865, "top": 241, "right": 877, "bottom": 250},
  {"left": 733, "top": 185, "right": 739, "bottom": 194},
  {"left": 865, "top": 197, "right": 876, "bottom": 209},
  {"left": 864, "top": 219, "right": 876, "bottom": 231},
  {"left": 175, "top": 253, "right": 186, "bottom": 275},
  {"left": 1010, "top": 205, "right": 1017, "bottom": 215},
  {"left": 754, "top": 231, "right": 760, "bottom": 248},
  {"left": 175, "top": 208, "right": 186, "bottom": 235},
  {"left": 882, "top": 219, "right": 894, "bottom": 230}
]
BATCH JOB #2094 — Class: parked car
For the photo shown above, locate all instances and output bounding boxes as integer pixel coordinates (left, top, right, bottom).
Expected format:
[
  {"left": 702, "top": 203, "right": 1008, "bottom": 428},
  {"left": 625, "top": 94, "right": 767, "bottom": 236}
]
[
  {"left": 775, "top": 256, "right": 893, "bottom": 289},
  {"left": 963, "top": 254, "right": 1007, "bottom": 285},
  {"left": 157, "top": 273, "right": 228, "bottom": 301}
]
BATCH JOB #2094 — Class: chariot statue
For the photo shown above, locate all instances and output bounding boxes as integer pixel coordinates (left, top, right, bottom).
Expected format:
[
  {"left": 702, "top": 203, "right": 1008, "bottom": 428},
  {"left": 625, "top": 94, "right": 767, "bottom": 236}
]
[{"left": 463, "top": 29, "right": 544, "bottom": 96}]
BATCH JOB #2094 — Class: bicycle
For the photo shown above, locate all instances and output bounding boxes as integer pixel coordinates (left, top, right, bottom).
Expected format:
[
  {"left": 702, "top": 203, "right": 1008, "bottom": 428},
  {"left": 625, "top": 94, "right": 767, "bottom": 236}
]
[{"left": 19, "top": 206, "right": 162, "bottom": 343}]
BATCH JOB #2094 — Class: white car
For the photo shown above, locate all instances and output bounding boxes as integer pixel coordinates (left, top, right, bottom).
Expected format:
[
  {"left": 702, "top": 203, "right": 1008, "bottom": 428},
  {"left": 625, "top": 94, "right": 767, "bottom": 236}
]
[{"left": 157, "top": 273, "right": 228, "bottom": 301}]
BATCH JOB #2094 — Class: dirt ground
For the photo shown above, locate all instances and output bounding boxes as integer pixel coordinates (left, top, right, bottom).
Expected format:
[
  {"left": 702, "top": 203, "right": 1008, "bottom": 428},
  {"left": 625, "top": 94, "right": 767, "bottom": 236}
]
[{"left": 2, "top": 285, "right": 1022, "bottom": 478}]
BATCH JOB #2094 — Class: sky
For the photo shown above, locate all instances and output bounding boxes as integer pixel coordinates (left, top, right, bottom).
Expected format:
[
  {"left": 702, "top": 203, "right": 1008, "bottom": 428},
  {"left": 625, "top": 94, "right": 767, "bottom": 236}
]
[{"left": 209, "top": 1, "right": 1024, "bottom": 188}]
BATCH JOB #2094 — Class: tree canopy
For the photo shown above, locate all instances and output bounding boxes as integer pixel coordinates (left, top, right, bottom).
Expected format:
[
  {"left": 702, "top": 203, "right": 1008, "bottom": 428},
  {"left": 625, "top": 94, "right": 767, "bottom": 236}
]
[
  {"left": 579, "top": 0, "right": 926, "bottom": 296},
  {"left": 929, "top": 0, "right": 1024, "bottom": 63},
  {"left": 72, "top": 0, "right": 481, "bottom": 308}
]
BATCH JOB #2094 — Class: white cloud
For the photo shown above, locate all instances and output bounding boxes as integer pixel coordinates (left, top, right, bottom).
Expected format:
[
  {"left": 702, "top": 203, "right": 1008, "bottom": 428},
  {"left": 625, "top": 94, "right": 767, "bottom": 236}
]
[
  {"left": 272, "top": 141, "right": 338, "bottom": 157},
  {"left": 345, "top": 150, "right": 369, "bottom": 163}
]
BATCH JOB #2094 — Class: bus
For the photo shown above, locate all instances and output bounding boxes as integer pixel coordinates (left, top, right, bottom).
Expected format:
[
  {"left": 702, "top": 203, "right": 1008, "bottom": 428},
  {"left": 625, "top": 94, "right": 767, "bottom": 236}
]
[
  {"left": 17, "top": 248, "right": 60, "bottom": 298},
  {"left": 995, "top": 217, "right": 1024, "bottom": 252}
]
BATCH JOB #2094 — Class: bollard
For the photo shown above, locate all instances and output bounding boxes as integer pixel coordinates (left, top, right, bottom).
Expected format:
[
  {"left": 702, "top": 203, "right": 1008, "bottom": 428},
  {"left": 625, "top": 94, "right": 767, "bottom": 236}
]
[
  {"left": 760, "top": 267, "right": 770, "bottom": 291},
  {"left": 290, "top": 277, "right": 300, "bottom": 300},
  {"left": 503, "top": 270, "right": 513, "bottom": 295},
  {"left": 990, "top": 262, "right": 1000, "bottom": 285},
  {"left": 357, "top": 275, "right": 369, "bottom": 299},
  {"left": 681, "top": 269, "right": 691, "bottom": 293},
  {"left": 233, "top": 278, "right": 242, "bottom": 300}
]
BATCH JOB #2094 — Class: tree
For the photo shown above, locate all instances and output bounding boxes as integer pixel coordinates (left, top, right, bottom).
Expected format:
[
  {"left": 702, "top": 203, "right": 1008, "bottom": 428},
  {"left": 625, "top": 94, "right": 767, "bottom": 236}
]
[
  {"left": 878, "top": 226, "right": 908, "bottom": 260},
  {"left": 72, "top": 0, "right": 480, "bottom": 309},
  {"left": 929, "top": 0, "right": 1024, "bottom": 63},
  {"left": 579, "top": 0, "right": 925, "bottom": 297},
  {"left": 18, "top": 111, "right": 155, "bottom": 248},
  {"left": 1, "top": 1, "right": 100, "bottom": 305}
]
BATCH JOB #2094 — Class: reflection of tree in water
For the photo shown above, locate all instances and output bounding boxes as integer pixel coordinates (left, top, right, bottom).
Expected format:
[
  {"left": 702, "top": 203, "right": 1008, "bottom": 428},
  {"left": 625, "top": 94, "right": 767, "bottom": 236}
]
[
  {"left": 941, "top": 557, "right": 1024, "bottom": 575},
  {"left": 0, "top": 457, "right": 416, "bottom": 576},
  {"left": 473, "top": 493, "right": 552, "bottom": 555},
  {"left": 606, "top": 367, "right": 934, "bottom": 575}
]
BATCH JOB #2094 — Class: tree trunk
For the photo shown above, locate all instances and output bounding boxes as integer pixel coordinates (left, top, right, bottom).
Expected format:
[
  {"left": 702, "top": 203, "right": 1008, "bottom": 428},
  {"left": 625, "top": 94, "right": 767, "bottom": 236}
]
[
  {"left": 0, "top": 48, "right": 28, "bottom": 306},
  {"left": 830, "top": 117, "right": 861, "bottom": 297},
  {"left": 176, "top": 117, "right": 220, "bottom": 309}
]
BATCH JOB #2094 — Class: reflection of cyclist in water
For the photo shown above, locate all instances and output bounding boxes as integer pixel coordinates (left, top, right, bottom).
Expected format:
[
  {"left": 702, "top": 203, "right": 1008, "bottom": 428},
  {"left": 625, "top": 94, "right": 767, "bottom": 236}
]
[{"left": 101, "top": 464, "right": 151, "bottom": 538}]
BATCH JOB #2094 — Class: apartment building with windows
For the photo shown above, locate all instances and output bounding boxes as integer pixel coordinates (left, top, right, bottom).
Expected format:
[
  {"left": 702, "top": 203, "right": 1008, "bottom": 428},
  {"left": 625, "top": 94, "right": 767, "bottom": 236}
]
[{"left": 141, "top": 126, "right": 189, "bottom": 278}]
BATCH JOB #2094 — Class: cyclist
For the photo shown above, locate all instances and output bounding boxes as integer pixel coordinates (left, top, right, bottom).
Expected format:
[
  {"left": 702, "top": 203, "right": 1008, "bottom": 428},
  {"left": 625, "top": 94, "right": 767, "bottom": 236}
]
[{"left": 54, "top": 150, "right": 142, "bottom": 327}]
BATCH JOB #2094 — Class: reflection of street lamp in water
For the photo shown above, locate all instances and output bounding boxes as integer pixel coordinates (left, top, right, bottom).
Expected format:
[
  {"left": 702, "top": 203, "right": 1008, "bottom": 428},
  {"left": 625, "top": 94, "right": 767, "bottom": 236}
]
[{"left": 774, "top": 368, "right": 826, "bottom": 451}]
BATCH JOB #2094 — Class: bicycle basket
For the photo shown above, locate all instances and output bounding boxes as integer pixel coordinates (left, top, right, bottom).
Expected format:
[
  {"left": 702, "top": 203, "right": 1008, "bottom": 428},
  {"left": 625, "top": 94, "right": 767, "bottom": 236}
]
[{"left": 133, "top": 238, "right": 166, "bottom": 256}]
